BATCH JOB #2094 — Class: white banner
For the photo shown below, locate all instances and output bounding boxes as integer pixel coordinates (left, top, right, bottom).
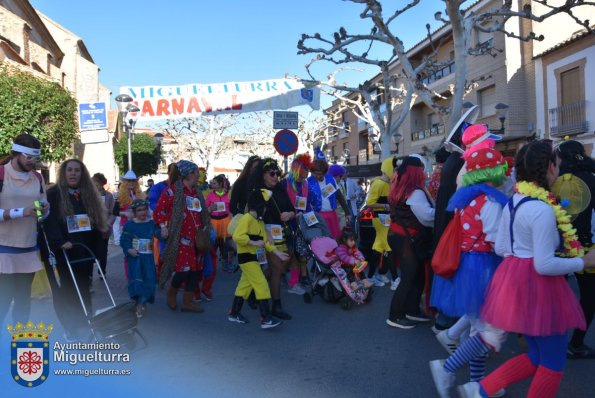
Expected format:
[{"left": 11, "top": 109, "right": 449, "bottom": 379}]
[{"left": 119, "top": 78, "right": 320, "bottom": 121}]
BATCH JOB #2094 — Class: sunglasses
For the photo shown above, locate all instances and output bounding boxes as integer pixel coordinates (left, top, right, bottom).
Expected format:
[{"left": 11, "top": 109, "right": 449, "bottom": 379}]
[
  {"left": 267, "top": 170, "right": 281, "bottom": 177},
  {"left": 21, "top": 153, "right": 40, "bottom": 162}
]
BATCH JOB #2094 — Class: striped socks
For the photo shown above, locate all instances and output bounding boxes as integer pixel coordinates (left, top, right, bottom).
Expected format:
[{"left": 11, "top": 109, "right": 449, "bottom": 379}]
[
  {"left": 444, "top": 335, "right": 491, "bottom": 373},
  {"left": 469, "top": 353, "right": 488, "bottom": 382}
]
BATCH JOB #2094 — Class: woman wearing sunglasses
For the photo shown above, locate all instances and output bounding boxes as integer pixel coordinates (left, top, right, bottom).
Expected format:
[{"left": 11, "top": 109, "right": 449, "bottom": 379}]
[{"left": 248, "top": 158, "right": 295, "bottom": 320}]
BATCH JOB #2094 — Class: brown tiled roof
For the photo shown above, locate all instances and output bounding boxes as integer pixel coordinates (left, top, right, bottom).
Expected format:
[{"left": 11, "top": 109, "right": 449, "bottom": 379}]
[{"left": 533, "top": 28, "right": 594, "bottom": 59}]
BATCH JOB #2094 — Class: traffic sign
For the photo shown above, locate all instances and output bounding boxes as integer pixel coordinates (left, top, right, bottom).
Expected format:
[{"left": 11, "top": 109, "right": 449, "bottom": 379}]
[
  {"left": 273, "top": 129, "right": 299, "bottom": 157},
  {"left": 273, "top": 111, "right": 298, "bottom": 130},
  {"left": 78, "top": 102, "right": 107, "bottom": 131}
]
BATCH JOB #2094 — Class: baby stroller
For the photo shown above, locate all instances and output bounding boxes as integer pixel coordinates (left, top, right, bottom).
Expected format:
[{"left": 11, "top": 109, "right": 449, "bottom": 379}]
[
  {"left": 61, "top": 243, "right": 147, "bottom": 350},
  {"left": 298, "top": 215, "right": 371, "bottom": 310}
]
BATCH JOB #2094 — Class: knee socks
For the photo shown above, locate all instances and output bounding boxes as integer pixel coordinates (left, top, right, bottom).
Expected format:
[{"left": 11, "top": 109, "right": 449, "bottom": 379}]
[
  {"left": 480, "top": 353, "right": 537, "bottom": 396},
  {"left": 289, "top": 268, "right": 300, "bottom": 287},
  {"left": 527, "top": 366, "right": 563, "bottom": 398},
  {"left": 469, "top": 353, "right": 488, "bottom": 382},
  {"left": 447, "top": 315, "right": 470, "bottom": 341},
  {"left": 444, "top": 335, "right": 491, "bottom": 374}
]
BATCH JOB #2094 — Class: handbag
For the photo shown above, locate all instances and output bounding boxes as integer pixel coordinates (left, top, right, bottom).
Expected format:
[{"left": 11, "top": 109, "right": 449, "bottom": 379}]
[
  {"left": 431, "top": 211, "right": 462, "bottom": 278},
  {"left": 270, "top": 195, "right": 295, "bottom": 257},
  {"left": 191, "top": 212, "right": 211, "bottom": 253}
]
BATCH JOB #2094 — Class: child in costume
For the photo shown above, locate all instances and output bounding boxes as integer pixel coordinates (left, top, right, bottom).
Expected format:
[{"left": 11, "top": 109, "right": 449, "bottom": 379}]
[
  {"left": 335, "top": 228, "right": 374, "bottom": 291},
  {"left": 227, "top": 189, "right": 290, "bottom": 329},
  {"left": 458, "top": 140, "right": 595, "bottom": 398},
  {"left": 206, "top": 174, "right": 233, "bottom": 273},
  {"left": 120, "top": 199, "right": 157, "bottom": 318},
  {"left": 429, "top": 148, "right": 509, "bottom": 398}
]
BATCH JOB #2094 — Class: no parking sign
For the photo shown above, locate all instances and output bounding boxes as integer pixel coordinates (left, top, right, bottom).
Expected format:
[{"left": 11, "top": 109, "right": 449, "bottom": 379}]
[{"left": 273, "top": 129, "right": 299, "bottom": 157}]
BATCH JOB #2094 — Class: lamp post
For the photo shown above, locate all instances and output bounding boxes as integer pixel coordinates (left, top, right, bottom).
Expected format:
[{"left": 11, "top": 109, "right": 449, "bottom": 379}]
[
  {"left": 153, "top": 132, "right": 164, "bottom": 171},
  {"left": 495, "top": 102, "right": 509, "bottom": 134},
  {"left": 115, "top": 94, "right": 140, "bottom": 171}
]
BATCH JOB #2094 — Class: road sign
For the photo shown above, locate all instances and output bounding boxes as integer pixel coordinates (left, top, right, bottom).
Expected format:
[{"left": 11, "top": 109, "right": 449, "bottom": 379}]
[
  {"left": 273, "top": 111, "right": 298, "bottom": 130},
  {"left": 273, "top": 129, "right": 299, "bottom": 157},
  {"left": 78, "top": 102, "right": 107, "bottom": 131}
]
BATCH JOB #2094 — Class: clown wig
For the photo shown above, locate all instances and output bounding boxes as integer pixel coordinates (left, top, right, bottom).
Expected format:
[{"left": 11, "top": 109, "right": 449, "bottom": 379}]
[{"left": 288, "top": 153, "right": 312, "bottom": 192}]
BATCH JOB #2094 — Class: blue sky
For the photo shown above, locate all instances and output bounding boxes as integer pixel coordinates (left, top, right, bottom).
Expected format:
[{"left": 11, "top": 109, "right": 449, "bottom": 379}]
[{"left": 31, "top": 0, "right": 447, "bottom": 110}]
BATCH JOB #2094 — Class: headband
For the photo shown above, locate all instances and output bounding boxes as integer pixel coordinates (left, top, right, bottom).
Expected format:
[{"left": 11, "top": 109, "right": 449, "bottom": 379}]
[{"left": 12, "top": 144, "right": 41, "bottom": 156}]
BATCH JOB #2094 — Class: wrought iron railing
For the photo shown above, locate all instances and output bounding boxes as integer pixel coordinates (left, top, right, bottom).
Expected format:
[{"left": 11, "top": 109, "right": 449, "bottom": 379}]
[
  {"left": 411, "top": 124, "right": 445, "bottom": 141},
  {"left": 419, "top": 62, "right": 456, "bottom": 86},
  {"left": 549, "top": 100, "right": 588, "bottom": 136}
]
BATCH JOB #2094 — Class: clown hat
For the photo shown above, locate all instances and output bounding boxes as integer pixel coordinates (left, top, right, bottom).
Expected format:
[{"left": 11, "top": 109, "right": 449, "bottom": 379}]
[
  {"left": 466, "top": 148, "right": 505, "bottom": 171},
  {"left": 462, "top": 124, "right": 502, "bottom": 148},
  {"left": 123, "top": 170, "right": 137, "bottom": 180},
  {"left": 444, "top": 105, "right": 480, "bottom": 154}
]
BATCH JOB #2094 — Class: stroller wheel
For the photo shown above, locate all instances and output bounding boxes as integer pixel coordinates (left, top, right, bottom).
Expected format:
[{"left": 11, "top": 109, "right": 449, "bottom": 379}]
[
  {"left": 340, "top": 297, "right": 353, "bottom": 311},
  {"left": 303, "top": 292, "right": 313, "bottom": 304}
]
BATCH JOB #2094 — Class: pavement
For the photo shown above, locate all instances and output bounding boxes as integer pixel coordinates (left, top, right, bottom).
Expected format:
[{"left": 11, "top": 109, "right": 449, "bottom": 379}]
[{"left": 1, "top": 244, "right": 594, "bottom": 397}]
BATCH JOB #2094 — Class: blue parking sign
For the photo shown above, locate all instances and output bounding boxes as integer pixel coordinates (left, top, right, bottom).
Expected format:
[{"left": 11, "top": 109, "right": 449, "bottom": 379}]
[{"left": 78, "top": 102, "right": 107, "bottom": 131}]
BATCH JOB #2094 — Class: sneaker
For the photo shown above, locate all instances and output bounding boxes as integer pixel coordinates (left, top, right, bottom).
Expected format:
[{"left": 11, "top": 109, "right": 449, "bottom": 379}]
[
  {"left": 390, "top": 277, "right": 401, "bottom": 291},
  {"left": 202, "top": 292, "right": 213, "bottom": 301},
  {"left": 429, "top": 359, "right": 455, "bottom": 398},
  {"left": 457, "top": 382, "right": 483, "bottom": 398},
  {"left": 378, "top": 274, "right": 390, "bottom": 284},
  {"left": 406, "top": 312, "right": 432, "bottom": 322},
  {"left": 228, "top": 312, "right": 249, "bottom": 324},
  {"left": 193, "top": 295, "right": 203, "bottom": 302},
  {"left": 372, "top": 275, "right": 385, "bottom": 287},
  {"left": 436, "top": 329, "right": 459, "bottom": 355},
  {"left": 432, "top": 324, "right": 447, "bottom": 334},
  {"left": 490, "top": 388, "right": 506, "bottom": 398},
  {"left": 288, "top": 284, "right": 306, "bottom": 295},
  {"left": 567, "top": 343, "right": 595, "bottom": 359},
  {"left": 386, "top": 318, "right": 416, "bottom": 329},
  {"left": 260, "top": 317, "right": 282, "bottom": 329}
]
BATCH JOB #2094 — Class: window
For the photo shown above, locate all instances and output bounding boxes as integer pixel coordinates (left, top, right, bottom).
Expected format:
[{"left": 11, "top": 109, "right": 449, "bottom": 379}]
[
  {"left": 560, "top": 67, "right": 580, "bottom": 106},
  {"left": 343, "top": 142, "right": 348, "bottom": 152},
  {"left": 478, "top": 85, "right": 496, "bottom": 118},
  {"left": 477, "top": 23, "right": 493, "bottom": 48}
]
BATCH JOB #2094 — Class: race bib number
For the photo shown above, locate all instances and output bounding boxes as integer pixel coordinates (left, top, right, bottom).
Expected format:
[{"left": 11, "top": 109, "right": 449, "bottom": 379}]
[
  {"left": 378, "top": 214, "right": 391, "bottom": 227},
  {"left": 321, "top": 183, "right": 337, "bottom": 199},
  {"left": 295, "top": 196, "right": 307, "bottom": 211},
  {"left": 66, "top": 214, "right": 92, "bottom": 233},
  {"left": 215, "top": 202, "right": 226, "bottom": 212},
  {"left": 186, "top": 196, "right": 202, "bottom": 212},
  {"left": 303, "top": 211, "right": 319, "bottom": 227},
  {"left": 265, "top": 224, "right": 283, "bottom": 240},
  {"left": 256, "top": 248, "right": 268, "bottom": 265},
  {"left": 134, "top": 238, "right": 153, "bottom": 254}
]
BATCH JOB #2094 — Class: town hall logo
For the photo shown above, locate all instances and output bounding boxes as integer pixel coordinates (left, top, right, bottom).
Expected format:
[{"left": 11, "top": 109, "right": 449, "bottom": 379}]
[{"left": 7, "top": 321, "right": 53, "bottom": 387}]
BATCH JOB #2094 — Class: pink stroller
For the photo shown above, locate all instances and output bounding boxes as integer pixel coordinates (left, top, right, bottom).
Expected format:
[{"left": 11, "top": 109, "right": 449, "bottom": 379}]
[{"left": 305, "top": 236, "right": 371, "bottom": 310}]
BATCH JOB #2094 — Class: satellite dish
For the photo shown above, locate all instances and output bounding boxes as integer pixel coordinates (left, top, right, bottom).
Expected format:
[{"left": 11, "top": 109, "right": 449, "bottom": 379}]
[{"left": 551, "top": 173, "right": 591, "bottom": 220}]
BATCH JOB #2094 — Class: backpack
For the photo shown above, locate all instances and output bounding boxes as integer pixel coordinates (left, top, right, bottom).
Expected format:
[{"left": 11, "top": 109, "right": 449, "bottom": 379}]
[
  {"left": 431, "top": 210, "right": 462, "bottom": 278},
  {"left": 0, "top": 164, "right": 44, "bottom": 194}
]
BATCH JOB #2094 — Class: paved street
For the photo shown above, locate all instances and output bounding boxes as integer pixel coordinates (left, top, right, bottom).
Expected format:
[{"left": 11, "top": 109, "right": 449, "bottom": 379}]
[{"left": 2, "top": 244, "right": 594, "bottom": 397}]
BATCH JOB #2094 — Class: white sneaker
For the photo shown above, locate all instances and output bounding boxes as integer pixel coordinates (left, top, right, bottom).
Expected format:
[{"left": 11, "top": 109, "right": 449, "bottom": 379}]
[
  {"left": 457, "top": 382, "right": 483, "bottom": 398},
  {"left": 287, "top": 284, "right": 306, "bottom": 295},
  {"left": 429, "top": 359, "right": 455, "bottom": 398},
  {"left": 390, "top": 277, "right": 401, "bottom": 291},
  {"left": 378, "top": 274, "right": 390, "bottom": 284},
  {"left": 372, "top": 275, "right": 385, "bottom": 287},
  {"left": 318, "top": 277, "right": 329, "bottom": 286},
  {"left": 436, "top": 329, "right": 459, "bottom": 355}
]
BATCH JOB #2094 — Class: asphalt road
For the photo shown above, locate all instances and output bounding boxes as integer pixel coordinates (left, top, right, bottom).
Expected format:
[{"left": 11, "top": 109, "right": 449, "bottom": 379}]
[{"left": 3, "top": 244, "right": 594, "bottom": 398}]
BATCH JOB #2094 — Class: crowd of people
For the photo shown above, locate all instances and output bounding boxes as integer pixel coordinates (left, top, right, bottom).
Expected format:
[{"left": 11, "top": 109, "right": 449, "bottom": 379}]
[{"left": 1, "top": 124, "right": 594, "bottom": 397}]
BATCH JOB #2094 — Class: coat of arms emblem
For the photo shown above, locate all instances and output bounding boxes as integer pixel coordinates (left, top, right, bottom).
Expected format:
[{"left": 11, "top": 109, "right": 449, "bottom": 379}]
[{"left": 8, "top": 321, "right": 53, "bottom": 387}]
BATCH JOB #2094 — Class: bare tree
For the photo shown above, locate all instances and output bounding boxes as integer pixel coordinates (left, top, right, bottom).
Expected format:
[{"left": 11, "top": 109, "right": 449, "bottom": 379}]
[{"left": 297, "top": 0, "right": 593, "bottom": 156}]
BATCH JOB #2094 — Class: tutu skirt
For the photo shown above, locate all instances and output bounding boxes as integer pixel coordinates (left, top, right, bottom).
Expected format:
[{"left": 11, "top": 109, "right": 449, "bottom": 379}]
[
  {"left": 481, "top": 256, "right": 586, "bottom": 336},
  {"left": 211, "top": 216, "right": 231, "bottom": 240},
  {"left": 430, "top": 252, "right": 500, "bottom": 317}
]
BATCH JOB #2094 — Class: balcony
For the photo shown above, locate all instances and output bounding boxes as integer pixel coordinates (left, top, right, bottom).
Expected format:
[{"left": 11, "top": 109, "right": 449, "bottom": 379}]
[
  {"left": 328, "top": 134, "right": 338, "bottom": 142},
  {"left": 549, "top": 100, "right": 589, "bottom": 136},
  {"left": 338, "top": 129, "right": 350, "bottom": 139},
  {"left": 419, "top": 62, "right": 456, "bottom": 86},
  {"left": 357, "top": 117, "right": 368, "bottom": 129},
  {"left": 411, "top": 124, "right": 445, "bottom": 141}
]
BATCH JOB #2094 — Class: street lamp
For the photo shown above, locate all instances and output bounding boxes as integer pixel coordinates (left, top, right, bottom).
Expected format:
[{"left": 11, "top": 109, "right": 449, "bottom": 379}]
[
  {"left": 495, "top": 102, "right": 509, "bottom": 134},
  {"left": 153, "top": 132, "right": 164, "bottom": 170},
  {"left": 115, "top": 94, "right": 140, "bottom": 171}
]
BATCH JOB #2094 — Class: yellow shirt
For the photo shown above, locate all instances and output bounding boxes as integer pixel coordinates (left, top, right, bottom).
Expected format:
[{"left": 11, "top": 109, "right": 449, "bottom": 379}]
[{"left": 233, "top": 213, "right": 277, "bottom": 255}]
